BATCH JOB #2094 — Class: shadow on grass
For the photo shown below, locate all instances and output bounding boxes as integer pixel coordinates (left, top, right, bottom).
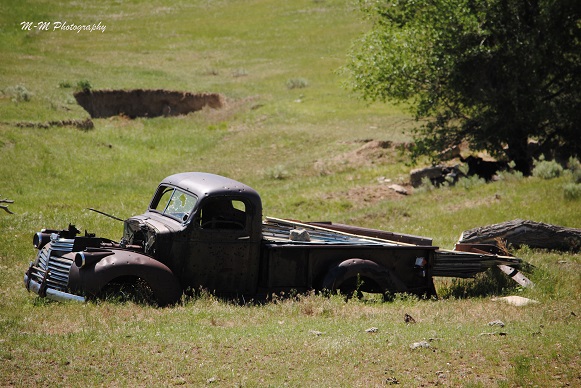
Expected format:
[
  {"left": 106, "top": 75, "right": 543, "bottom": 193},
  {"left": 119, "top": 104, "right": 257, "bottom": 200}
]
[{"left": 437, "top": 266, "right": 523, "bottom": 299}]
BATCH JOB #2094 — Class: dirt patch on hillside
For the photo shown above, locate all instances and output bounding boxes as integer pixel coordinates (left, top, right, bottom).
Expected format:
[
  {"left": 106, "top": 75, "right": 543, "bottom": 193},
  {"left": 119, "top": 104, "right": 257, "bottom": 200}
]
[
  {"left": 336, "top": 139, "right": 396, "bottom": 165},
  {"left": 322, "top": 182, "right": 412, "bottom": 209},
  {"left": 315, "top": 140, "right": 413, "bottom": 208},
  {"left": 314, "top": 140, "right": 410, "bottom": 174},
  {"left": 74, "top": 89, "right": 224, "bottom": 118}
]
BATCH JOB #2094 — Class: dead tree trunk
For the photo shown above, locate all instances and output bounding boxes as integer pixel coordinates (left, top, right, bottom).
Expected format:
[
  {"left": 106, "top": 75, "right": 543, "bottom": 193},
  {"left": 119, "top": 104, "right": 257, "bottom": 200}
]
[{"left": 459, "top": 219, "right": 581, "bottom": 252}]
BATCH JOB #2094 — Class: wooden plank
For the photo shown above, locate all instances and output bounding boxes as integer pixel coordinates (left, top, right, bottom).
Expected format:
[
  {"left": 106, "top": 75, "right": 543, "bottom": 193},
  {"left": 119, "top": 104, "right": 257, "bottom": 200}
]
[
  {"left": 497, "top": 264, "right": 534, "bottom": 288},
  {"left": 307, "top": 222, "right": 433, "bottom": 246}
]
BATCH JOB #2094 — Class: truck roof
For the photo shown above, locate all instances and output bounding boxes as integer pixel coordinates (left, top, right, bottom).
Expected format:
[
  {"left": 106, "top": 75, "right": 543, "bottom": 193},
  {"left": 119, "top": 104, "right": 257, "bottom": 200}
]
[{"left": 160, "top": 172, "right": 261, "bottom": 205}]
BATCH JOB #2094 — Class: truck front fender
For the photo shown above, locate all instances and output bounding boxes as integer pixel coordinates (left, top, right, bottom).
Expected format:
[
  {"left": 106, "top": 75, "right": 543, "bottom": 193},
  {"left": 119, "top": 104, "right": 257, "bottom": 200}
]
[
  {"left": 320, "top": 258, "right": 407, "bottom": 296},
  {"left": 71, "top": 250, "right": 183, "bottom": 306}
]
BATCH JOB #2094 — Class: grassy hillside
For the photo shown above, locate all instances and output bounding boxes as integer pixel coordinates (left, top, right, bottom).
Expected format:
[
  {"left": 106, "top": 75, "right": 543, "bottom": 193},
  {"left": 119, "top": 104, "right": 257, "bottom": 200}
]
[{"left": 1, "top": 0, "right": 580, "bottom": 386}]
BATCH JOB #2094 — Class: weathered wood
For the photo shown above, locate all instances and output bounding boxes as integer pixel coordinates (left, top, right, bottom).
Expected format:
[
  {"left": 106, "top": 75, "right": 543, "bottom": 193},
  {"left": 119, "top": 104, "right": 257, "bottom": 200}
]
[
  {"left": 1, "top": 196, "right": 14, "bottom": 214},
  {"left": 497, "top": 264, "right": 534, "bottom": 288},
  {"left": 459, "top": 219, "right": 581, "bottom": 252}
]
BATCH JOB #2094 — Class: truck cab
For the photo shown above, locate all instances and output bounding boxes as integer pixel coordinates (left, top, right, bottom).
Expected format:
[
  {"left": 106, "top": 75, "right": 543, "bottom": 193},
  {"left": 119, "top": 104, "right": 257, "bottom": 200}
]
[{"left": 124, "top": 172, "right": 263, "bottom": 295}]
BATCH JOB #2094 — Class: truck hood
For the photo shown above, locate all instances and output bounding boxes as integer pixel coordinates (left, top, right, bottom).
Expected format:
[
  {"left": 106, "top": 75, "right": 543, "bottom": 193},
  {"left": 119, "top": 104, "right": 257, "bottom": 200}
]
[{"left": 123, "top": 212, "right": 185, "bottom": 258}]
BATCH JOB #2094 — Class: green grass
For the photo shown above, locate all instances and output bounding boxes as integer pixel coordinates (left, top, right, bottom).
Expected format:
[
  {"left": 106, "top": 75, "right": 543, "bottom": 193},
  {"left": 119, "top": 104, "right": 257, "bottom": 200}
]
[{"left": 1, "top": 0, "right": 580, "bottom": 386}]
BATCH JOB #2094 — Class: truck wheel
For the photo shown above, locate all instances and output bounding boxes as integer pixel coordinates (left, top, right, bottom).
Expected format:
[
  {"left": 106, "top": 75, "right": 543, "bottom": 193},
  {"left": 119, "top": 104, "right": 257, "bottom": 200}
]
[
  {"left": 320, "top": 258, "right": 394, "bottom": 300},
  {"left": 96, "top": 276, "right": 157, "bottom": 306},
  {"left": 333, "top": 275, "right": 366, "bottom": 300}
]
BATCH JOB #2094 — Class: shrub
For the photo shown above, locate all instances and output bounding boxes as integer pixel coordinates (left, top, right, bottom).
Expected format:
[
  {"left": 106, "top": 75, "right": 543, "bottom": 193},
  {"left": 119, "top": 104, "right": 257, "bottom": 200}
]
[
  {"left": 497, "top": 169, "right": 524, "bottom": 182},
  {"left": 573, "top": 170, "right": 581, "bottom": 184},
  {"left": 532, "top": 158, "right": 563, "bottom": 179},
  {"left": 232, "top": 68, "right": 248, "bottom": 77},
  {"left": 6, "top": 85, "right": 31, "bottom": 102},
  {"left": 457, "top": 174, "right": 485, "bottom": 190},
  {"left": 563, "top": 183, "right": 581, "bottom": 200},
  {"left": 567, "top": 157, "right": 581, "bottom": 183},
  {"left": 415, "top": 176, "right": 435, "bottom": 193},
  {"left": 75, "top": 79, "right": 92, "bottom": 93},
  {"left": 264, "top": 165, "right": 289, "bottom": 180},
  {"left": 286, "top": 78, "right": 309, "bottom": 89}
]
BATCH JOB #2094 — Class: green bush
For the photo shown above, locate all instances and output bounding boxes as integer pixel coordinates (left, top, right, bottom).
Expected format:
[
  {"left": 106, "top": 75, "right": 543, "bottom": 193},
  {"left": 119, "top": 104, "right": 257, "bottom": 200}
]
[
  {"left": 75, "top": 79, "right": 92, "bottom": 93},
  {"left": 567, "top": 157, "right": 581, "bottom": 183},
  {"left": 532, "top": 158, "right": 563, "bottom": 179},
  {"left": 286, "top": 78, "right": 309, "bottom": 89},
  {"left": 563, "top": 183, "right": 581, "bottom": 200},
  {"left": 457, "top": 174, "right": 485, "bottom": 190},
  {"left": 5, "top": 85, "right": 31, "bottom": 102},
  {"left": 232, "top": 68, "right": 248, "bottom": 77},
  {"left": 264, "top": 165, "right": 289, "bottom": 180},
  {"left": 415, "top": 176, "right": 435, "bottom": 193},
  {"left": 497, "top": 168, "right": 524, "bottom": 182}
]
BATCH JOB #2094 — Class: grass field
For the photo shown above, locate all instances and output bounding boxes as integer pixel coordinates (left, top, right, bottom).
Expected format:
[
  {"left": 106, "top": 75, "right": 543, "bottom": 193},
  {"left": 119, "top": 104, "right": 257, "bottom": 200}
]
[{"left": 1, "top": 0, "right": 580, "bottom": 386}]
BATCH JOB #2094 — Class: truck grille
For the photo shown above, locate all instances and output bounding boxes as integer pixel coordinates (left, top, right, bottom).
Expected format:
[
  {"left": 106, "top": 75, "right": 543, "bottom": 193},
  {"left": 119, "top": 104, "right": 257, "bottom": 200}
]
[{"left": 33, "top": 238, "right": 75, "bottom": 291}]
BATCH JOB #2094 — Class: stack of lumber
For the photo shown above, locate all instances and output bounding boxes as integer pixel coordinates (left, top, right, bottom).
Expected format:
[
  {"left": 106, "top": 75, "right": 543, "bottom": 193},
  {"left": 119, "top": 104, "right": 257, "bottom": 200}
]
[{"left": 432, "top": 250, "right": 522, "bottom": 278}]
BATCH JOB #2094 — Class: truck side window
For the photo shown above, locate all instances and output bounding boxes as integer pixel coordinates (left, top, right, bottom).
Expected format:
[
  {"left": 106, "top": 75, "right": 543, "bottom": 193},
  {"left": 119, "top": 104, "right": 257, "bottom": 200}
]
[{"left": 200, "top": 199, "right": 246, "bottom": 230}]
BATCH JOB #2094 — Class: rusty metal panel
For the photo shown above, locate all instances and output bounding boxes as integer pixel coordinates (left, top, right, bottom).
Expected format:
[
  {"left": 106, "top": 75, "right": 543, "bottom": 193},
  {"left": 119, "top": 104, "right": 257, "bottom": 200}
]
[{"left": 266, "top": 247, "right": 309, "bottom": 288}]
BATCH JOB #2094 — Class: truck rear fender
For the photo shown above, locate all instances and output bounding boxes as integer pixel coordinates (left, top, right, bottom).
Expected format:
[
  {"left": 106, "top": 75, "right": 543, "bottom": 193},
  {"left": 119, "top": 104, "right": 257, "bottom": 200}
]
[
  {"left": 320, "top": 258, "right": 408, "bottom": 295},
  {"left": 75, "top": 250, "right": 183, "bottom": 306}
]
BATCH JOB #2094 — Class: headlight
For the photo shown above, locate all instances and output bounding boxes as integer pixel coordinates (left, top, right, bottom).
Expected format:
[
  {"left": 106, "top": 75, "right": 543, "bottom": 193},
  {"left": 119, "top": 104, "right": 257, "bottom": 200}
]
[
  {"left": 33, "top": 230, "right": 54, "bottom": 250},
  {"left": 75, "top": 249, "right": 114, "bottom": 268}
]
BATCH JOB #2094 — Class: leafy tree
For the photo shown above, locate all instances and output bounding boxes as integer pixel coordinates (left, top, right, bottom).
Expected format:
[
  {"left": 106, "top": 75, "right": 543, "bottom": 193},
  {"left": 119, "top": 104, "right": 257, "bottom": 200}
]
[{"left": 346, "top": 0, "right": 581, "bottom": 174}]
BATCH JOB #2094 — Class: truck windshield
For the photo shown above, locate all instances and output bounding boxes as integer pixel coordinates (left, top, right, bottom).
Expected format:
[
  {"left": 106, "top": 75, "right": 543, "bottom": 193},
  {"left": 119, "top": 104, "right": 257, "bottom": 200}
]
[{"left": 150, "top": 185, "right": 198, "bottom": 222}]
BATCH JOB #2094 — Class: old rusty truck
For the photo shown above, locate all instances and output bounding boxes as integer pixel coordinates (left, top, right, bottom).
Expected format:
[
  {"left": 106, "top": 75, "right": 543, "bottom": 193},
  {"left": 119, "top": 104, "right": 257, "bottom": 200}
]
[{"left": 24, "top": 172, "right": 523, "bottom": 305}]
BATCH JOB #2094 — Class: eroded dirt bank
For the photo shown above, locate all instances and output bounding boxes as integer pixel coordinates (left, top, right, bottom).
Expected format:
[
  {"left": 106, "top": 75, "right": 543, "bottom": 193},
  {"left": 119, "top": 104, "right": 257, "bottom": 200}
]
[{"left": 74, "top": 89, "right": 224, "bottom": 118}]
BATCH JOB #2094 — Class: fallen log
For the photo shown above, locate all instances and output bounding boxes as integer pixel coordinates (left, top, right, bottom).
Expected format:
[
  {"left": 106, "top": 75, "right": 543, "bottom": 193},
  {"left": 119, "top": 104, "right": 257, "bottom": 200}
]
[{"left": 459, "top": 219, "right": 581, "bottom": 252}]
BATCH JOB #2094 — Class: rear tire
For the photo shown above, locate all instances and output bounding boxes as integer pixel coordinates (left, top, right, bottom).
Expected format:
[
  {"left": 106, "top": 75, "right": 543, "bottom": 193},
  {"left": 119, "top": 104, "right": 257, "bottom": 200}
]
[
  {"left": 320, "top": 259, "right": 394, "bottom": 300},
  {"left": 335, "top": 275, "right": 364, "bottom": 300}
]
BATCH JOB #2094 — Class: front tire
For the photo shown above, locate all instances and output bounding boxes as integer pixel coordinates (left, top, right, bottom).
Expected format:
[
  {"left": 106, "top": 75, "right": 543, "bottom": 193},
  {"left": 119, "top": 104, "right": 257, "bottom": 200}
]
[{"left": 96, "top": 277, "right": 157, "bottom": 306}]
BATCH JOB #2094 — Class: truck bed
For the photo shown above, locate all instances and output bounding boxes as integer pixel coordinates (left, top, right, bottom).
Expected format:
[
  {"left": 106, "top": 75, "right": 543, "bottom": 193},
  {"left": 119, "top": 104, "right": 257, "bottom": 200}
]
[
  {"left": 262, "top": 217, "right": 423, "bottom": 246},
  {"left": 262, "top": 217, "right": 524, "bottom": 280}
]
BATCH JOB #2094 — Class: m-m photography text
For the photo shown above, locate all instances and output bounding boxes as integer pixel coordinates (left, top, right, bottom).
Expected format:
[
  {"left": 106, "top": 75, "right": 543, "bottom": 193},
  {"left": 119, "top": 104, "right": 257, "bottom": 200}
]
[{"left": 20, "top": 21, "right": 106, "bottom": 33}]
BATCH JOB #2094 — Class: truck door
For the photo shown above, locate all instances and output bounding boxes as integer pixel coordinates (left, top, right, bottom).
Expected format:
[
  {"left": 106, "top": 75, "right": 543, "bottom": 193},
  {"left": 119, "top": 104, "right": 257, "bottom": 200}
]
[{"left": 186, "top": 197, "right": 260, "bottom": 295}]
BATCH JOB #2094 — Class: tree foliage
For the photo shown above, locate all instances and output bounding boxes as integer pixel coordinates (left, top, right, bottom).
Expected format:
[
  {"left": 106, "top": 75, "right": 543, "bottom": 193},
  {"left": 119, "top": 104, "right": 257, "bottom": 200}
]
[{"left": 346, "top": 0, "right": 581, "bottom": 174}]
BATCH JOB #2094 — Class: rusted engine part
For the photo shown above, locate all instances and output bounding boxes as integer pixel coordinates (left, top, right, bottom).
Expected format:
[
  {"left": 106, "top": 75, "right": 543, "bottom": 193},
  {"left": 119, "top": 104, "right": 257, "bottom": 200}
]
[
  {"left": 74, "top": 89, "right": 224, "bottom": 118},
  {"left": 25, "top": 224, "right": 181, "bottom": 306},
  {"left": 459, "top": 219, "right": 581, "bottom": 252}
]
